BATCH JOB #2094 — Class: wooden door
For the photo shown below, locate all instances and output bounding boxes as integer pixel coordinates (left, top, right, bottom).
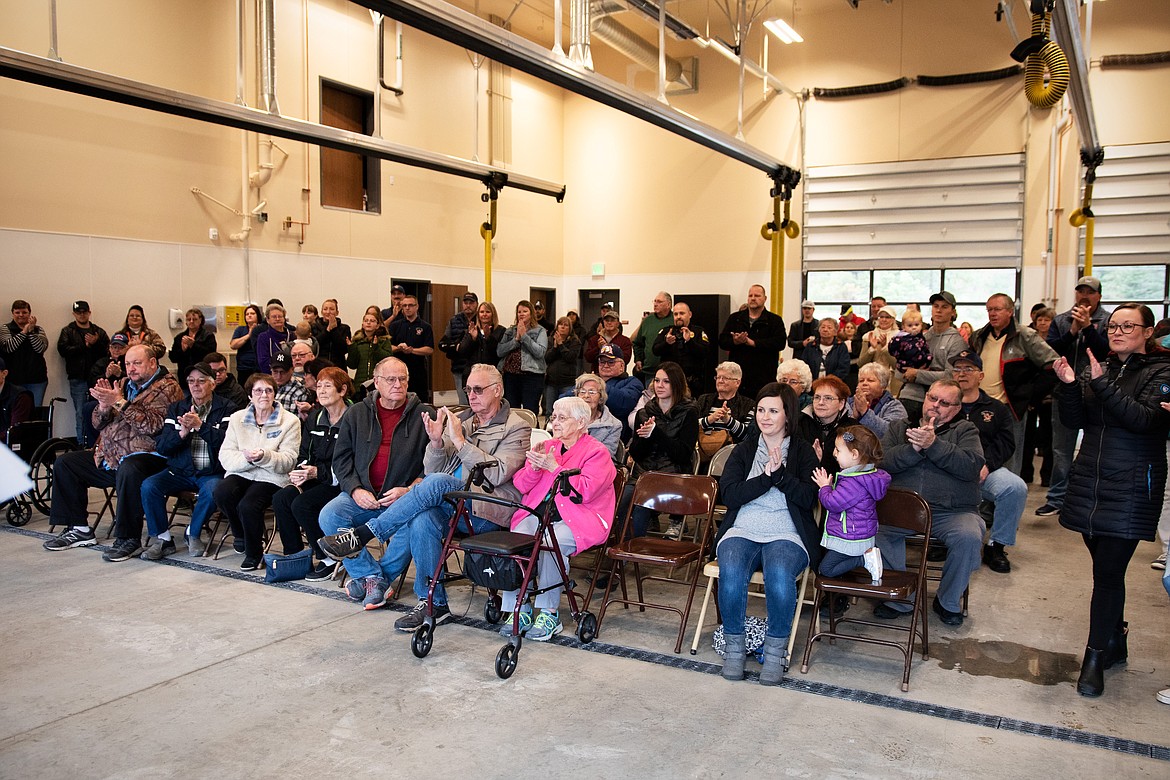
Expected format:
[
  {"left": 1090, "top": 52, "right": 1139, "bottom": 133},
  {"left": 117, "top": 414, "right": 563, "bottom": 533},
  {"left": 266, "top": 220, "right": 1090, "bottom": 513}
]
[{"left": 430, "top": 283, "right": 468, "bottom": 393}]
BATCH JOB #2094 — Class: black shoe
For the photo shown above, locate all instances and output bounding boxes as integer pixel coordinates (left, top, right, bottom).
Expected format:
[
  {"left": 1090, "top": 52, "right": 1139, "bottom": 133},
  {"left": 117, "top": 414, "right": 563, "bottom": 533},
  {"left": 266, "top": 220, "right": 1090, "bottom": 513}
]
[
  {"left": 232, "top": 538, "right": 246, "bottom": 554},
  {"left": 319, "top": 528, "right": 369, "bottom": 559},
  {"left": 305, "top": 561, "right": 338, "bottom": 582},
  {"left": 1077, "top": 646, "right": 1106, "bottom": 696},
  {"left": 932, "top": 596, "right": 964, "bottom": 627},
  {"left": 982, "top": 543, "right": 1011, "bottom": 574},
  {"left": 820, "top": 594, "right": 851, "bottom": 619},
  {"left": 926, "top": 543, "right": 947, "bottom": 563},
  {"left": 1035, "top": 503, "right": 1060, "bottom": 517},
  {"left": 103, "top": 537, "right": 144, "bottom": 562},
  {"left": 1104, "top": 621, "right": 1128, "bottom": 670},
  {"left": 240, "top": 556, "right": 262, "bottom": 570},
  {"left": 872, "top": 602, "right": 908, "bottom": 620},
  {"left": 394, "top": 600, "right": 452, "bottom": 633}
]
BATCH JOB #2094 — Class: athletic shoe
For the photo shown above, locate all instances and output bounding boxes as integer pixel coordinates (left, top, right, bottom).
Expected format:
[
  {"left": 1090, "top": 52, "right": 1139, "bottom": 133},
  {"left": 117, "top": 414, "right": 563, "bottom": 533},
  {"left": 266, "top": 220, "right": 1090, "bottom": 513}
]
[
  {"left": 305, "top": 561, "right": 338, "bottom": 582},
  {"left": 1152, "top": 552, "right": 1167, "bottom": 571},
  {"left": 103, "top": 537, "right": 144, "bottom": 562},
  {"left": 664, "top": 518, "right": 685, "bottom": 540},
  {"left": 863, "top": 548, "right": 883, "bottom": 585},
  {"left": 394, "top": 600, "right": 452, "bottom": 632},
  {"left": 873, "top": 602, "right": 908, "bottom": 620},
  {"left": 240, "top": 556, "right": 261, "bottom": 570},
  {"left": 1034, "top": 503, "right": 1060, "bottom": 517},
  {"left": 141, "top": 538, "right": 177, "bottom": 561},
  {"left": 320, "top": 528, "right": 365, "bottom": 559},
  {"left": 345, "top": 577, "right": 365, "bottom": 601},
  {"left": 232, "top": 538, "right": 246, "bottom": 554},
  {"left": 499, "top": 605, "right": 533, "bottom": 637},
  {"left": 43, "top": 527, "right": 97, "bottom": 551},
  {"left": 1157, "top": 689, "right": 1170, "bottom": 705},
  {"left": 527, "top": 611, "right": 563, "bottom": 642},
  {"left": 362, "top": 577, "right": 389, "bottom": 610}
]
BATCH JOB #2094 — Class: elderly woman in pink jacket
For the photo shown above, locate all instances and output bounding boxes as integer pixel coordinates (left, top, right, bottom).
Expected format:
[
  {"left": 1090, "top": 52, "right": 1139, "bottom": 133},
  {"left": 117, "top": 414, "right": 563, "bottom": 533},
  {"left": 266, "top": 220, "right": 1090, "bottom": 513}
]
[{"left": 498, "top": 395, "right": 617, "bottom": 641}]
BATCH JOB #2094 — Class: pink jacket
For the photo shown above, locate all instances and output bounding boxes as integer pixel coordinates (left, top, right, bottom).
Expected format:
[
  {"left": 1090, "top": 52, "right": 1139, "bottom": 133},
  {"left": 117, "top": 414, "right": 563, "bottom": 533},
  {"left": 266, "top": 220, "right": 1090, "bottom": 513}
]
[{"left": 510, "top": 434, "right": 617, "bottom": 552}]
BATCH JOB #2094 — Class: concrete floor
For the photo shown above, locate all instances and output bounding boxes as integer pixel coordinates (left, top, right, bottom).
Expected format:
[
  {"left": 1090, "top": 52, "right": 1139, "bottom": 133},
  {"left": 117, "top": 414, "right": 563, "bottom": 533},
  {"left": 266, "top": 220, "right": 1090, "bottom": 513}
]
[{"left": 2, "top": 478, "right": 1168, "bottom": 777}]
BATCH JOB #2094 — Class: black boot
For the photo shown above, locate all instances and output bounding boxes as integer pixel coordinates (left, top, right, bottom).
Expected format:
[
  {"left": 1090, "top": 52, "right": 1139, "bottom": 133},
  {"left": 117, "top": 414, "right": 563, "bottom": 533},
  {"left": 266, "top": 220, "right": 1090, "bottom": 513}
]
[
  {"left": 1076, "top": 647, "right": 1106, "bottom": 697},
  {"left": 1104, "top": 621, "right": 1129, "bottom": 669}
]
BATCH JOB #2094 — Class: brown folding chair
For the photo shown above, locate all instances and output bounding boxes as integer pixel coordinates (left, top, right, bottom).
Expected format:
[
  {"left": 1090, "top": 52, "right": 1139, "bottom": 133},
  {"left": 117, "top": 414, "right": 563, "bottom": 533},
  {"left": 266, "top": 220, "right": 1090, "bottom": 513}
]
[
  {"left": 907, "top": 533, "right": 970, "bottom": 615},
  {"left": 799, "top": 487, "right": 932, "bottom": 692},
  {"left": 595, "top": 472, "right": 719, "bottom": 654},
  {"left": 577, "top": 467, "right": 628, "bottom": 611}
]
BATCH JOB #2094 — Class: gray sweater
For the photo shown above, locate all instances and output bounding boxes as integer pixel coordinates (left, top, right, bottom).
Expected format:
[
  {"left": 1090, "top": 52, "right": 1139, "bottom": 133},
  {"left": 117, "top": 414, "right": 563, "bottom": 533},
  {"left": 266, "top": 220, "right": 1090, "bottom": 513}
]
[
  {"left": 896, "top": 326, "right": 967, "bottom": 404},
  {"left": 880, "top": 417, "right": 985, "bottom": 512}
]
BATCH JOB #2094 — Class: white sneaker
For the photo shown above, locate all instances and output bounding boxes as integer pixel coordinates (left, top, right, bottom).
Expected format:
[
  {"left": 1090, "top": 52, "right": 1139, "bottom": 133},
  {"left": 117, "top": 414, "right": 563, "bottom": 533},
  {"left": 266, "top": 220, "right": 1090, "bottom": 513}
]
[
  {"left": 1156, "top": 688, "right": 1170, "bottom": 705},
  {"left": 664, "top": 518, "right": 685, "bottom": 540},
  {"left": 863, "top": 547, "right": 883, "bottom": 585},
  {"left": 1152, "top": 552, "right": 1167, "bottom": 571}
]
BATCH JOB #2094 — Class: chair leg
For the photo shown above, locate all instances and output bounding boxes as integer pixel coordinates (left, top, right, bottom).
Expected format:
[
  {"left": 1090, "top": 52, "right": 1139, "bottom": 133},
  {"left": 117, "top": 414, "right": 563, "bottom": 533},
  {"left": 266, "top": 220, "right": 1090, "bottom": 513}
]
[
  {"left": 800, "top": 585, "right": 826, "bottom": 674},
  {"left": 689, "top": 574, "right": 718, "bottom": 655},
  {"left": 786, "top": 568, "right": 811, "bottom": 668}
]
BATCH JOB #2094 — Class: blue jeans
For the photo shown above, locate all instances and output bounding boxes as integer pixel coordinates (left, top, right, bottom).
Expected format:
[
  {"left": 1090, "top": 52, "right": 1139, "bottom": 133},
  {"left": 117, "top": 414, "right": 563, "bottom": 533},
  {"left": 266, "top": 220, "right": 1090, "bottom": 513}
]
[
  {"left": 408, "top": 475, "right": 499, "bottom": 606},
  {"left": 715, "top": 537, "right": 808, "bottom": 638},
  {"left": 1046, "top": 395, "right": 1077, "bottom": 508},
  {"left": 318, "top": 491, "right": 413, "bottom": 585},
  {"left": 878, "top": 508, "right": 982, "bottom": 614},
  {"left": 981, "top": 467, "right": 1026, "bottom": 547},
  {"left": 141, "top": 470, "right": 222, "bottom": 538},
  {"left": 68, "top": 379, "right": 89, "bottom": 444},
  {"left": 25, "top": 382, "right": 47, "bottom": 408}
]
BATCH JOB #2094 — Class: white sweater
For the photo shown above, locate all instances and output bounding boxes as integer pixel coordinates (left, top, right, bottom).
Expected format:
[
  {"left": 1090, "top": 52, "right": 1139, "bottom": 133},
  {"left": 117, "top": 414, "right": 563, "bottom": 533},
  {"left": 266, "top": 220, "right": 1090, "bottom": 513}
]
[{"left": 219, "top": 403, "right": 301, "bottom": 486}]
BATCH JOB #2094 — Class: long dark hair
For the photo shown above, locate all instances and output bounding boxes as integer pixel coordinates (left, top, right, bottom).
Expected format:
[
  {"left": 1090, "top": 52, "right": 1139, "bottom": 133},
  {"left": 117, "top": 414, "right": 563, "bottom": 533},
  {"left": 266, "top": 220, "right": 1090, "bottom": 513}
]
[
  {"left": 754, "top": 381, "right": 799, "bottom": 438},
  {"left": 655, "top": 361, "right": 690, "bottom": 405}
]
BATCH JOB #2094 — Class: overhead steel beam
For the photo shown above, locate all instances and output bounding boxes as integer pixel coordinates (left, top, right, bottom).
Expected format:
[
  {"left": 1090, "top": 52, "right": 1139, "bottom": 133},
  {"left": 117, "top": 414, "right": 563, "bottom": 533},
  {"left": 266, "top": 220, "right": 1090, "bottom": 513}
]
[
  {"left": 0, "top": 45, "right": 566, "bottom": 200},
  {"left": 1051, "top": 0, "right": 1100, "bottom": 155},
  {"left": 350, "top": 0, "right": 795, "bottom": 181}
]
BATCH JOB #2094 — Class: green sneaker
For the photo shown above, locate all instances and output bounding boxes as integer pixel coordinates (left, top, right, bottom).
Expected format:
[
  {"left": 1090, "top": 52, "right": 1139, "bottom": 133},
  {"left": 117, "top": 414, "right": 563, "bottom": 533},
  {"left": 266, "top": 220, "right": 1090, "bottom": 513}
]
[
  {"left": 527, "top": 610, "right": 563, "bottom": 642},
  {"left": 499, "top": 604, "right": 533, "bottom": 637}
]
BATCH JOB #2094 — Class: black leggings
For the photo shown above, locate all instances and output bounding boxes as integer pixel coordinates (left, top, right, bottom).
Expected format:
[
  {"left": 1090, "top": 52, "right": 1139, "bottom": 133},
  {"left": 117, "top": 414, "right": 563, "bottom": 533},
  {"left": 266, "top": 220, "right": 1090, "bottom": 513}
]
[{"left": 1082, "top": 534, "right": 1140, "bottom": 649}]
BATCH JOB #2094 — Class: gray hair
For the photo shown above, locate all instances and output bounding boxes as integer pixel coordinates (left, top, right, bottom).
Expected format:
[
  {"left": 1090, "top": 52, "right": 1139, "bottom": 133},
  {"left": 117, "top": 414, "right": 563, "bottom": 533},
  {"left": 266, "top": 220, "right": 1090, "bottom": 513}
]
[
  {"left": 776, "top": 359, "right": 813, "bottom": 392},
  {"left": 553, "top": 396, "right": 592, "bottom": 426},
  {"left": 375, "top": 356, "right": 408, "bottom": 376},
  {"left": 715, "top": 361, "right": 742, "bottom": 380},
  {"left": 468, "top": 363, "right": 503, "bottom": 386},
  {"left": 857, "top": 361, "right": 892, "bottom": 389},
  {"left": 574, "top": 373, "right": 607, "bottom": 406}
]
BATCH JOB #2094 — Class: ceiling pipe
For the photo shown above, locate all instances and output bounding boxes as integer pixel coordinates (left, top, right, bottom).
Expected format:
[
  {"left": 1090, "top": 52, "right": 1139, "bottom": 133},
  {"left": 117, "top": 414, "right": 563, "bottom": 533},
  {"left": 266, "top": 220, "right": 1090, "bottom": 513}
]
[
  {"left": 348, "top": 0, "right": 792, "bottom": 179},
  {"left": 1050, "top": 0, "right": 1099, "bottom": 155},
  {"left": 0, "top": 45, "right": 567, "bottom": 200},
  {"left": 592, "top": 16, "right": 683, "bottom": 84},
  {"left": 257, "top": 0, "right": 280, "bottom": 114},
  {"left": 568, "top": 0, "right": 592, "bottom": 68}
]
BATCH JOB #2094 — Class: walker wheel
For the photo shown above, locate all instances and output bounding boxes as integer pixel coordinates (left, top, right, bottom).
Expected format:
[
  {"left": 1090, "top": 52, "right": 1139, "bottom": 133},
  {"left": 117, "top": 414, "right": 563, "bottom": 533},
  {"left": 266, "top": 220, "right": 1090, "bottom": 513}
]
[
  {"left": 7, "top": 501, "right": 32, "bottom": 527},
  {"left": 576, "top": 611, "right": 598, "bottom": 644},
  {"left": 484, "top": 595, "right": 503, "bottom": 624},
  {"left": 411, "top": 624, "right": 433, "bottom": 658},
  {"left": 495, "top": 643, "right": 519, "bottom": 679}
]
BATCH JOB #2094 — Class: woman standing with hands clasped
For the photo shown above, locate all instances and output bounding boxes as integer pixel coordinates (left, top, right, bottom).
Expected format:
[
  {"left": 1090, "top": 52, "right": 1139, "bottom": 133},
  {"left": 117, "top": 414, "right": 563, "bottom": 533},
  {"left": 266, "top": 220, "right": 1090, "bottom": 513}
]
[
  {"left": 498, "top": 300, "right": 547, "bottom": 413},
  {"left": 1052, "top": 303, "right": 1170, "bottom": 697}
]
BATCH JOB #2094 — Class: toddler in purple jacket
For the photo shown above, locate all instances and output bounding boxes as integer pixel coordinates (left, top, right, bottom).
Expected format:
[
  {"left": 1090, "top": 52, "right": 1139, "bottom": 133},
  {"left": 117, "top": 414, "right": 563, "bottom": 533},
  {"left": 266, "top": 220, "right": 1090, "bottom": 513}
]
[{"left": 812, "top": 425, "right": 891, "bottom": 584}]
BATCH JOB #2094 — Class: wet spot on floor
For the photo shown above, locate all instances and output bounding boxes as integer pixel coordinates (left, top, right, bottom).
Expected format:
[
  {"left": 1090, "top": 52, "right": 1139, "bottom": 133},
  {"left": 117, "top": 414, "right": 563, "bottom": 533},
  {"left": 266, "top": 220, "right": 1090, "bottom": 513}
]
[{"left": 933, "top": 638, "right": 1081, "bottom": 685}]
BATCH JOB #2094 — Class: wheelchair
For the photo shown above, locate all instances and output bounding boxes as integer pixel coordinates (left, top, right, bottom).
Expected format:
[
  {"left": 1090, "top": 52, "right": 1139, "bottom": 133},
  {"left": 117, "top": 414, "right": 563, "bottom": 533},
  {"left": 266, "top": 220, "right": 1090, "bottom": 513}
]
[{"left": 3, "top": 398, "right": 77, "bottom": 526}]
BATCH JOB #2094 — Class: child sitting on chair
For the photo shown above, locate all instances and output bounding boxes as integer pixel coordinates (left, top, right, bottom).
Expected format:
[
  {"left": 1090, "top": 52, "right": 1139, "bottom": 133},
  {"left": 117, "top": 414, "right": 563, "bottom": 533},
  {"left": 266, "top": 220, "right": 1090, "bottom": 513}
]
[{"left": 811, "top": 426, "right": 890, "bottom": 584}]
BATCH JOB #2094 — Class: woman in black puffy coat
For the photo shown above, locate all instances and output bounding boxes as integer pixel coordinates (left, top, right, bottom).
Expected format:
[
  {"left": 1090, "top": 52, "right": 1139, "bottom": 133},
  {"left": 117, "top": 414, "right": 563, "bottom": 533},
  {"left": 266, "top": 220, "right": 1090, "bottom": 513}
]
[{"left": 1053, "top": 303, "right": 1170, "bottom": 698}]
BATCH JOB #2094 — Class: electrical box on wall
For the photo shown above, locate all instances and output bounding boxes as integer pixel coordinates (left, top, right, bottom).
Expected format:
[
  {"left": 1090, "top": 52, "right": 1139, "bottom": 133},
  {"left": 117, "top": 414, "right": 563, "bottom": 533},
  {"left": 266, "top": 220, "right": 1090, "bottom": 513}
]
[{"left": 169, "top": 308, "right": 184, "bottom": 328}]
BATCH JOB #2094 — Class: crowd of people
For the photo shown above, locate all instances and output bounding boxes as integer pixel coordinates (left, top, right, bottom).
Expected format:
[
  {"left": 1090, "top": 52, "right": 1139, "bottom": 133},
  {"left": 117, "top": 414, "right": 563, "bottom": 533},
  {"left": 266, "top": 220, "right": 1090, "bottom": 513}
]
[{"left": 3, "top": 277, "right": 1168, "bottom": 702}]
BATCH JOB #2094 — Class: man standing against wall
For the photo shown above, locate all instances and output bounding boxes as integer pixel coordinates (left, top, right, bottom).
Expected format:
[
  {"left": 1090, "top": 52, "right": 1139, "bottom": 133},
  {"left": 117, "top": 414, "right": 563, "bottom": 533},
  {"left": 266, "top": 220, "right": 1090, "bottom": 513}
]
[
  {"left": 1035, "top": 276, "right": 1110, "bottom": 517},
  {"left": 1, "top": 299, "right": 49, "bottom": 406},
  {"left": 718, "top": 284, "right": 786, "bottom": 398},
  {"left": 388, "top": 295, "right": 434, "bottom": 404},
  {"left": 653, "top": 301, "right": 711, "bottom": 395},
  {"left": 57, "top": 301, "right": 109, "bottom": 445},
  {"left": 440, "top": 292, "right": 478, "bottom": 404},
  {"left": 632, "top": 291, "right": 673, "bottom": 383},
  {"left": 787, "top": 300, "right": 819, "bottom": 358}
]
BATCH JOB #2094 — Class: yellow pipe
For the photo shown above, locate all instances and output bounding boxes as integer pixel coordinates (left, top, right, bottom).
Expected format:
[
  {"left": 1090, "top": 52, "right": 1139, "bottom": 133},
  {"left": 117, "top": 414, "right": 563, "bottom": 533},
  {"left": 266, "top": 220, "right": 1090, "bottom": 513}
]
[
  {"left": 479, "top": 195, "right": 498, "bottom": 300},
  {"left": 760, "top": 193, "right": 800, "bottom": 307},
  {"left": 1069, "top": 180, "right": 1095, "bottom": 275}
]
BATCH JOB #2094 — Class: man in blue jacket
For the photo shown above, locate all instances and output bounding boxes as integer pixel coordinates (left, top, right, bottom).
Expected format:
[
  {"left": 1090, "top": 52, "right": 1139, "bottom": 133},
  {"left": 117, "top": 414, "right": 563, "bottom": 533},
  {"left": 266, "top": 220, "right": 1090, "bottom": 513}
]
[
  {"left": 139, "top": 362, "right": 234, "bottom": 559},
  {"left": 596, "top": 344, "right": 644, "bottom": 440}
]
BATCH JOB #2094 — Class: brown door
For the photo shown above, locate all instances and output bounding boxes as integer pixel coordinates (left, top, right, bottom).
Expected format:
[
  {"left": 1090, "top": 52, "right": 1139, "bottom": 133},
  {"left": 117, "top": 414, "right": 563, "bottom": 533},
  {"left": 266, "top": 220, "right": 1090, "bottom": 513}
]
[
  {"left": 320, "top": 87, "right": 366, "bottom": 211},
  {"left": 430, "top": 283, "right": 468, "bottom": 394}
]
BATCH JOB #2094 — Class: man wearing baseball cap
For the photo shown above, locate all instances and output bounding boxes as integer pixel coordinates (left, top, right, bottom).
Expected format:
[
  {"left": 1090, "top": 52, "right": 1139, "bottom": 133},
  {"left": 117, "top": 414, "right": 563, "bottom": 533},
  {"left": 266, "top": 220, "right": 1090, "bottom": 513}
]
[
  {"left": 584, "top": 309, "right": 633, "bottom": 375},
  {"left": 787, "top": 300, "right": 819, "bottom": 358},
  {"left": 896, "top": 291, "right": 967, "bottom": 425},
  {"left": 270, "top": 352, "right": 310, "bottom": 413},
  {"left": 57, "top": 300, "right": 110, "bottom": 446},
  {"left": 952, "top": 350, "right": 1028, "bottom": 574},
  {"left": 595, "top": 343, "right": 644, "bottom": 439},
  {"left": 381, "top": 283, "right": 408, "bottom": 324},
  {"left": 1036, "top": 275, "right": 1110, "bottom": 517},
  {"left": 439, "top": 292, "right": 479, "bottom": 403}
]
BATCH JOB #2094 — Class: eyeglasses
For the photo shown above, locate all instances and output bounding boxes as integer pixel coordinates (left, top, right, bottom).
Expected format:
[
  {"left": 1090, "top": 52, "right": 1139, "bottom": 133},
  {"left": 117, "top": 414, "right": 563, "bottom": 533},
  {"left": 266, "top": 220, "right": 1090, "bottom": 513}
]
[
  {"left": 778, "top": 377, "right": 804, "bottom": 387},
  {"left": 812, "top": 394, "right": 843, "bottom": 403},
  {"left": 715, "top": 375, "right": 739, "bottom": 382},
  {"left": 188, "top": 377, "right": 213, "bottom": 385},
  {"left": 374, "top": 375, "right": 408, "bottom": 385},
  {"left": 1106, "top": 322, "right": 1142, "bottom": 334},
  {"left": 576, "top": 389, "right": 600, "bottom": 397},
  {"left": 925, "top": 392, "right": 960, "bottom": 408},
  {"left": 548, "top": 414, "right": 575, "bottom": 423},
  {"left": 251, "top": 387, "right": 275, "bottom": 395},
  {"left": 464, "top": 381, "right": 499, "bottom": 396},
  {"left": 211, "top": 367, "right": 228, "bottom": 375},
  {"left": 953, "top": 366, "right": 979, "bottom": 374}
]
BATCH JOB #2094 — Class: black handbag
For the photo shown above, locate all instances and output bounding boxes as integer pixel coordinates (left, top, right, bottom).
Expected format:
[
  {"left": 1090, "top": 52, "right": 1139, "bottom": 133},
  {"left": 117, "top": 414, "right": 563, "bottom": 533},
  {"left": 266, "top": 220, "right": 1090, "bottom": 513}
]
[{"left": 462, "top": 550, "right": 526, "bottom": 591}]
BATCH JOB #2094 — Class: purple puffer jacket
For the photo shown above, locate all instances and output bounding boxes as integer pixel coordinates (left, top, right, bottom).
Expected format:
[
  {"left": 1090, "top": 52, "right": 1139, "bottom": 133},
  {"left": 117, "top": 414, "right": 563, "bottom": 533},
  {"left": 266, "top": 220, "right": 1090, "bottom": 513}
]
[{"left": 818, "top": 466, "right": 892, "bottom": 541}]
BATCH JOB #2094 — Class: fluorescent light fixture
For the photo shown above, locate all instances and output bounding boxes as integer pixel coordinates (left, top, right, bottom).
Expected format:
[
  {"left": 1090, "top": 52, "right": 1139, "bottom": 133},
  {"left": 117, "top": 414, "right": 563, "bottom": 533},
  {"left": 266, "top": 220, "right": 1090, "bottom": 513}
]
[
  {"left": 708, "top": 37, "right": 740, "bottom": 63},
  {"left": 764, "top": 18, "right": 803, "bottom": 44}
]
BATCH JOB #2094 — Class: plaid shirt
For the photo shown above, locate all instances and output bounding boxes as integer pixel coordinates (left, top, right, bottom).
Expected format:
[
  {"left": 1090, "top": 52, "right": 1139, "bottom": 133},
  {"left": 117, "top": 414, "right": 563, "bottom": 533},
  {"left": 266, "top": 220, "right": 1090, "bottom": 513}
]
[
  {"left": 275, "top": 377, "right": 311, "bottom": 411},
  {"left": 188, "top": 401, "right": 212, "bottom": 471}
]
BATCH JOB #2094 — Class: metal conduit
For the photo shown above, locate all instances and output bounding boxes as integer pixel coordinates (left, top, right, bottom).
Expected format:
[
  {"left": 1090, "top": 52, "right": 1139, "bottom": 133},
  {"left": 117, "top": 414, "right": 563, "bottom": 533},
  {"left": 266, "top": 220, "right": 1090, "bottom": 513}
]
[
  {"left": 0, "top": 45, "right": 566, "bottom": 200},
  {"left": 349, "top": 0, "right": 794, "bottom": 180}
]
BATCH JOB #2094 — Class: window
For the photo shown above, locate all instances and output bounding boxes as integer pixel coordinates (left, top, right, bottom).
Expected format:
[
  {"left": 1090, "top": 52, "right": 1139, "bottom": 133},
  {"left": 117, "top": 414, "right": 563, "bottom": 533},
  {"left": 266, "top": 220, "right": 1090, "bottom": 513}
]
[
  {"left": 1094, "top": 265, "right": 1169, "bottom": 321},
  {"left": 320, "top": 80, "right": 379, "bottom": 213}
]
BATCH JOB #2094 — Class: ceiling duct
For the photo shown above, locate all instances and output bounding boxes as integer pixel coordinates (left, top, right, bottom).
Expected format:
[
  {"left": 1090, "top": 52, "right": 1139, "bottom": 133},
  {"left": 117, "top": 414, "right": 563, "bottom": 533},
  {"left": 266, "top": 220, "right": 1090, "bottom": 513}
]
[{"left": 592, "top": 15, "right": 684, "bottom": 85}]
